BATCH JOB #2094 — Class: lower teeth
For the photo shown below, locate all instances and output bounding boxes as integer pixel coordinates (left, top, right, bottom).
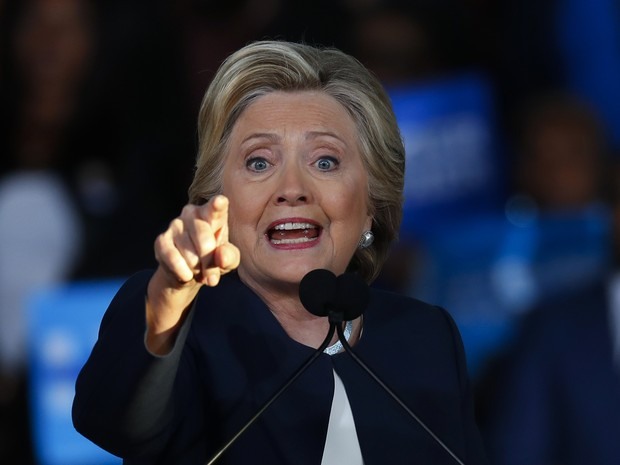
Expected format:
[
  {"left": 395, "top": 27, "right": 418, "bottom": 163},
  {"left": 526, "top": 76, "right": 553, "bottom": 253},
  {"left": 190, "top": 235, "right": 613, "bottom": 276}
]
[{"left": 271, "top": 236, "right": 315, "bottom": 245}]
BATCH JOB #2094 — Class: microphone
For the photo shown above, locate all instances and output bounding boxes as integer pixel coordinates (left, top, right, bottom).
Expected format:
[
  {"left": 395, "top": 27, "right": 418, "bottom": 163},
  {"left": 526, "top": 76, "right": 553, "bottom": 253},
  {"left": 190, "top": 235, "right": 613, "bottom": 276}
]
[
  {"left": 298, "top": 268, "right": 338, "bottom": 317},
  {"left": 299, "top": 269, "right": 367, "bottom": 322},
  {"left": 333, "top": 271, "right": 369, "bottom": 321},
  {"left": 331, "top": 272, "right": 467, "bottom": 465},
  {"left": 205, "top": 269, "right": 340, "bottom": 465}
]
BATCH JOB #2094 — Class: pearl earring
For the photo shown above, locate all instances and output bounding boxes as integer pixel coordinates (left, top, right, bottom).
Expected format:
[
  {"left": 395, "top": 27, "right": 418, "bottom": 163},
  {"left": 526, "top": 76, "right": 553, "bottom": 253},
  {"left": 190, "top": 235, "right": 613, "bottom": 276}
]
[{"left": 358, "top": 230, "right": 374, "bottom": 249}]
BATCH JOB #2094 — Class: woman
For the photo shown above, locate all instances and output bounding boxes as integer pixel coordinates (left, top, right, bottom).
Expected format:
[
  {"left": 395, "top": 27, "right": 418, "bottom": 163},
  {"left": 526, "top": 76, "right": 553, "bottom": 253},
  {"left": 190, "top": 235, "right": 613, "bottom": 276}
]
[{"left": 72, "top": 40, "right": 487, "bottom": 464}]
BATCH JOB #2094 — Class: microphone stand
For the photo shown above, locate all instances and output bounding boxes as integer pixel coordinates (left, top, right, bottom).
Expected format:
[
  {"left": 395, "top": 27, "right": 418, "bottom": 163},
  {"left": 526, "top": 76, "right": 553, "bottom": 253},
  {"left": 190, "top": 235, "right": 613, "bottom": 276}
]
[
  {"left": 335, "top": 324, "right": 466, "bottom": 465},
  {"left": 206, "top": 322, "right": 337, "bottom": 465}
]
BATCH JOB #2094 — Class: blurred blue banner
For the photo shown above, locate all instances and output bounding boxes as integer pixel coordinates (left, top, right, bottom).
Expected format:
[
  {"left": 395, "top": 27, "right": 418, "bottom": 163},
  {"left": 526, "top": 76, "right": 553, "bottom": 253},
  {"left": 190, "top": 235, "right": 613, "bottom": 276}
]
[
  {"left": 28, "top": 279, "right": 124, "bottom": 465},
  {"left": 409, "top": 206, "right": 611, "bottom": 377},
  {"left": 388, "top": 72, "right": 506, "bottom": 238}
]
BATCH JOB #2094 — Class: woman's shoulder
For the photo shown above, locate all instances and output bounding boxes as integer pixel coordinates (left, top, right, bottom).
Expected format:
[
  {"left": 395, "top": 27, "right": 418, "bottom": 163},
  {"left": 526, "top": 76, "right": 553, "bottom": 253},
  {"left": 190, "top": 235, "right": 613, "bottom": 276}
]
[
  {"left": 369, "top": 286, "right": 445, "bottom": 316},
  {"left": 367, "top": 286, "right": 460, "bottom": 336}
]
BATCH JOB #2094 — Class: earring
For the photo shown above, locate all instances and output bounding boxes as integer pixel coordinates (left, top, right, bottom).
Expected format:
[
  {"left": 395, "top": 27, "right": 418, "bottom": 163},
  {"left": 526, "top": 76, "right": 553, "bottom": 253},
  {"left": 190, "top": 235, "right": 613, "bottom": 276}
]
[{"left": 358, "top": 230, "right": 374, "bottom": 249}]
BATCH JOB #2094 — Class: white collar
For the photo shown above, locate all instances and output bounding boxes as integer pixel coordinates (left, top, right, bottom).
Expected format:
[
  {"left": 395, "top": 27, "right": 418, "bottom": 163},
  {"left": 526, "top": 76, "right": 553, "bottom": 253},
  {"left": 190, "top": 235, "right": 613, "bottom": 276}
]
[{"left": 606, "top": 274, "right": 620, "bottom": 366}]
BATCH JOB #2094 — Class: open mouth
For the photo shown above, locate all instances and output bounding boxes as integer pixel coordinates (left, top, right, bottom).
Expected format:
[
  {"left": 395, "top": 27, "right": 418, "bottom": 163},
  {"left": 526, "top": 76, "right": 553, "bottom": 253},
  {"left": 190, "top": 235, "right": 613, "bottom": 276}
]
[{"left": 267, "top": 222, "right": 321, "bottom": 245}]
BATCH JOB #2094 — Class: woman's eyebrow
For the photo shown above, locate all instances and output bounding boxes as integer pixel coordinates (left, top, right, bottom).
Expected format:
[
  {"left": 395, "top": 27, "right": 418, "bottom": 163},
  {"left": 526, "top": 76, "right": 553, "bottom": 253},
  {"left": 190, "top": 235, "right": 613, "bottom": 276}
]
[
  {"left": 305, "top": 131, "right": 348, "bottom": 147},
  {"left": 240, "top": 133, "right": 280, "bottom": 145}
]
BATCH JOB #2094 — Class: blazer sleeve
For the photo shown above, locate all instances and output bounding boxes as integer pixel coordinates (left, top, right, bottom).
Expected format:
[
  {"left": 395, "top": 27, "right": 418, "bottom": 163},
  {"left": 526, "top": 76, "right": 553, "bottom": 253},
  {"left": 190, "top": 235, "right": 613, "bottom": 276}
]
[{"left": 71, "top": 270, "right": 198, "bottom": 460}]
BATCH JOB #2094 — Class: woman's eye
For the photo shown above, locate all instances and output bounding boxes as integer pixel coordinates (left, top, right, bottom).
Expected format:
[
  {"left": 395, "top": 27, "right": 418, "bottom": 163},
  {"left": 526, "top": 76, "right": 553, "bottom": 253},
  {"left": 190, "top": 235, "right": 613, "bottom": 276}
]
[
  {"left": 315, "top": 156, "right": 339, "bottom": 171},
  {"left": 246, "top": 157, "right": 271, "bottom": 172}
]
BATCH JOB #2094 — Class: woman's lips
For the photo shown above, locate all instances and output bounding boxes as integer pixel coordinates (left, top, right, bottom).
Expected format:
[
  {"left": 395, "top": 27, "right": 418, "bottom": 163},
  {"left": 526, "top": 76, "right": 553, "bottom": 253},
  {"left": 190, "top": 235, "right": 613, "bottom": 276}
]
[{"left": 266, "top": 221, "right": 321, "bottom": 247}]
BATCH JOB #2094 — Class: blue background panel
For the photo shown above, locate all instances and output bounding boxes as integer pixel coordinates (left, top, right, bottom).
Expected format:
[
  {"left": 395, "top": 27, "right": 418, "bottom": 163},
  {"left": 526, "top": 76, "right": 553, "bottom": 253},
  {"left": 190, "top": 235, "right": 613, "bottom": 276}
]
[{"left": 28, "top": 279, "right": 124, "bottom": 465}]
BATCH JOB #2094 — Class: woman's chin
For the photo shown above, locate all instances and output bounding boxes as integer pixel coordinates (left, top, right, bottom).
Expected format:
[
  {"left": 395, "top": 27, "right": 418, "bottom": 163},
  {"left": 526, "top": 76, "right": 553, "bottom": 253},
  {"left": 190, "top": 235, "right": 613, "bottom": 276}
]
[{"left": 239, "top": 262, "right": 329, "bottom": 289}]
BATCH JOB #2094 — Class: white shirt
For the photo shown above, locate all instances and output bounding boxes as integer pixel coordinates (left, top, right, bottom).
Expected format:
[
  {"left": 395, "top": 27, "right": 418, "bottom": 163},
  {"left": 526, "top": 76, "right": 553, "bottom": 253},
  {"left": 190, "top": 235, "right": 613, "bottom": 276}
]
[
  {"left": 321, "top": 370, "right": 364, "bottom": 465},
  {"left": 0, "top": 172, "right": 82, "bottom": 372}
]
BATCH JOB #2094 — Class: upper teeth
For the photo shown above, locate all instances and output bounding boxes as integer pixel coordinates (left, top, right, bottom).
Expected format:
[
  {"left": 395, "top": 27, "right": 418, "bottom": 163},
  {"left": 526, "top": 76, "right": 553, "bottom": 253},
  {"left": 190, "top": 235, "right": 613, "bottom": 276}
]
[{"left": 273, "top": 222, "right": 316, "bottom": 230}]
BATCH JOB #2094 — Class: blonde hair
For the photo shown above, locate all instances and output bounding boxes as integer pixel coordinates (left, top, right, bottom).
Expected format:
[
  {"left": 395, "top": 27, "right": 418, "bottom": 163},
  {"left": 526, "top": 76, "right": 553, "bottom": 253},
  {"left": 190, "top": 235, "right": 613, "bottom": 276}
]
[{"left": 188, "top": 40, "right": 405, "bottom": 282}]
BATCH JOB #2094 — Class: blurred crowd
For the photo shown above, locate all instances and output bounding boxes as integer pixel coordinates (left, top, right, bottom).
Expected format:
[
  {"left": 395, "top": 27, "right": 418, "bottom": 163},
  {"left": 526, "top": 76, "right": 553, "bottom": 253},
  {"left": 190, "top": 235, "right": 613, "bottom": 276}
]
[{"left": 1, "top": 0, "right": 619, "bottom": 464}]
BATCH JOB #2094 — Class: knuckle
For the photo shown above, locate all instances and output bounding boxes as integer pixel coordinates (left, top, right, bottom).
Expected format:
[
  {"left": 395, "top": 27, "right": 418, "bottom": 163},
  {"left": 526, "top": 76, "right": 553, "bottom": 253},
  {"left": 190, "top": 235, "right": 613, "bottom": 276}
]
[
  {"left": 181, "top": 204, "right": 196, "bottom": 217},
  {"left": 169, "top": 217, "right": 184, "bottom": 233},
  {"left": 220, "top": 243, "right": 240, "bottom": 270},
  {"left": 155, "top": 232, "right": 172, "bottom": 255}
]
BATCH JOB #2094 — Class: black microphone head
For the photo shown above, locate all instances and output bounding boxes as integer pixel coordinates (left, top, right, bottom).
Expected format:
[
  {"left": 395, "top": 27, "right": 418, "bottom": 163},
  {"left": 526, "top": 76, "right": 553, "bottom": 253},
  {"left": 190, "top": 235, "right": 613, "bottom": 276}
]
[
  {"left": 336, "top": 272, "right": 370, "bottom": 320},
  {"left": 299, "top": 269, "right": 337, "bottom": 317}
]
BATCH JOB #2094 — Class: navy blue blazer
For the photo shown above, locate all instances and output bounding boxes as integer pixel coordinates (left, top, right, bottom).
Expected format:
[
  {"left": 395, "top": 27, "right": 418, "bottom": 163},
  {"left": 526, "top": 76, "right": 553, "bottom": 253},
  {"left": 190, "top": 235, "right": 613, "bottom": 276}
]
[
  {"left": 486, "top": 280, "right": 620, "bottom": 465},
  {"left": 72, "top": 270, "right": 487, "bottom": 464}
]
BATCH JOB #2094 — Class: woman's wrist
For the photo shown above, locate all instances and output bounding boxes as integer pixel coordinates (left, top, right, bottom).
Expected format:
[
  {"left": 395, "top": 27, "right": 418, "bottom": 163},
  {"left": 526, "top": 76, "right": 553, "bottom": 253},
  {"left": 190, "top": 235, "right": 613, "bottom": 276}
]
[{"left": 145, "top": 267, "right": 200, "bottom": 354}]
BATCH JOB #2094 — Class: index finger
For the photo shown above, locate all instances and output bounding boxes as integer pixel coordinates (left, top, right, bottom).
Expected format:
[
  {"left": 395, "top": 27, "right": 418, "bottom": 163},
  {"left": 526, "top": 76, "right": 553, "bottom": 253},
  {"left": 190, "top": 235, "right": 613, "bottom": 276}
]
[{"left": 198, "top": 195, "right": 229, "bottom": 244}]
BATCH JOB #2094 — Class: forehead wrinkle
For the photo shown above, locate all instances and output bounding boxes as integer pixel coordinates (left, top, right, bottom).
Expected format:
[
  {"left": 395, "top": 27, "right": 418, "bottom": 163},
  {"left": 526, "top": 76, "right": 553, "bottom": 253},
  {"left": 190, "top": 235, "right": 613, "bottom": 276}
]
[
  {"left": 240, "top": 132, "right": 280, "bottom": 146},
  {"left": 305, "top": 130, "right": 349, "bottom": 149}
]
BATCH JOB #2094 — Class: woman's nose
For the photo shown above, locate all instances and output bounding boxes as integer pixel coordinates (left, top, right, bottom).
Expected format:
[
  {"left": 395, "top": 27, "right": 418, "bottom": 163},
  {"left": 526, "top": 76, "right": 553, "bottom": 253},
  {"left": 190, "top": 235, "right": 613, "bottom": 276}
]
[{"left": 274, "top": 163, "right": 312, "bottom": 205}]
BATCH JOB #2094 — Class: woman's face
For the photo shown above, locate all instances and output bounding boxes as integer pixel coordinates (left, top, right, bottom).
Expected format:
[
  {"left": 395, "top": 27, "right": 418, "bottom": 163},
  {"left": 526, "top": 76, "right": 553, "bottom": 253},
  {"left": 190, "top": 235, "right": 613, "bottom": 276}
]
[{"left": 222, "top": 91, "right": 372, "bottom": 293}]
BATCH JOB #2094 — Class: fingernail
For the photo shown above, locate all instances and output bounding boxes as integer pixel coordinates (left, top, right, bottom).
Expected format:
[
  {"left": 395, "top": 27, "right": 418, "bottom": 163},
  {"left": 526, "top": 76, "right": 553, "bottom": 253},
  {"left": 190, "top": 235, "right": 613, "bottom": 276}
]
[
  {"left": 207, "top": 273, "right": 220, "bottom": 287},
  {"left": 216, "top": 195, "right": 227, "bottom": 207}
]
